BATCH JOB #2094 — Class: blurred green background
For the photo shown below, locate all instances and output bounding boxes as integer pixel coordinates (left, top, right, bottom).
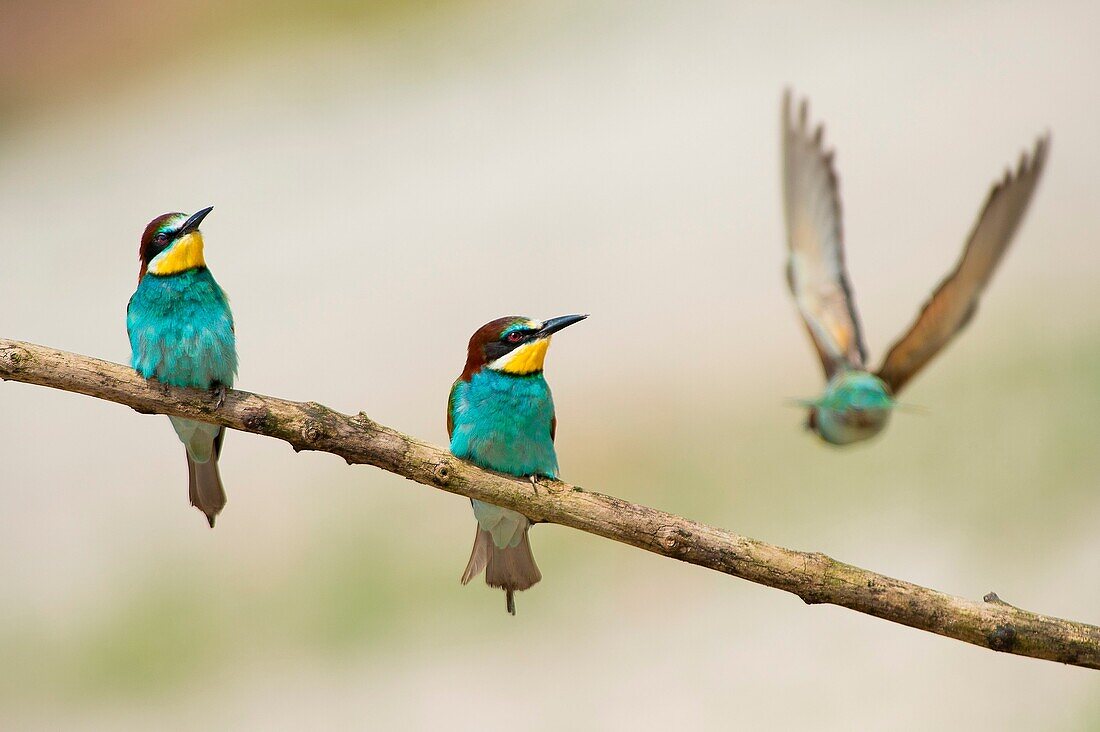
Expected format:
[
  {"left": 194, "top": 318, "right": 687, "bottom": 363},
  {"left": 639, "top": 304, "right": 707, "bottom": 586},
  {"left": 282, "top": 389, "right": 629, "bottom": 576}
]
[{"left": 2, "top": 0, "right": 1099, "bottom": 729}]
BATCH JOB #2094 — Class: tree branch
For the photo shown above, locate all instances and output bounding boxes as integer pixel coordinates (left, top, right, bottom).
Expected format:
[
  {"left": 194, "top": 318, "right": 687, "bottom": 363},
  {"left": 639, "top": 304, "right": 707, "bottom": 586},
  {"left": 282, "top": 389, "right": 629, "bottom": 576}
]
[{"left": 2, "top": 337, "right": 1097, "bottom": 669}]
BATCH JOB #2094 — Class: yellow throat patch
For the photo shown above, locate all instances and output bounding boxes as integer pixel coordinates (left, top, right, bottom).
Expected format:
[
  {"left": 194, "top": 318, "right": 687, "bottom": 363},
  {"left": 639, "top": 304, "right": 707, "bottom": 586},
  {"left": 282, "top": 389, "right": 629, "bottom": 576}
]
[
  {"left": 149, "top": 232, "right": 206, "bottom": 275},
  {"left": 495, "top": 338, "right": 550, "bottom": 375}
]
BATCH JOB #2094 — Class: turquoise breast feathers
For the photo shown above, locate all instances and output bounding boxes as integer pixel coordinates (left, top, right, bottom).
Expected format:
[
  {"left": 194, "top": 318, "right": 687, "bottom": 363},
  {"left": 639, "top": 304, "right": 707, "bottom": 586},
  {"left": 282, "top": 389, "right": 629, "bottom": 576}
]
[
  {"left": 127, "top": 268, "right": 237, "bottom": 388},
  {"left": 449, "top": 369, "right": 558, "bottom": 479}
]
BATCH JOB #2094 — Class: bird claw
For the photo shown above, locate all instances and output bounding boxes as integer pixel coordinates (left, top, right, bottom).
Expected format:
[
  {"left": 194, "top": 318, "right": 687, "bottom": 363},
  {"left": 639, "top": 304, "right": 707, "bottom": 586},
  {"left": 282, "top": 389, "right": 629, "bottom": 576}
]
[
  {"left": 211, "top": 383, "right": 226, "bottom": 409},
  {"left": 528, "top": 474, "right": 540, "bottom": 495}
]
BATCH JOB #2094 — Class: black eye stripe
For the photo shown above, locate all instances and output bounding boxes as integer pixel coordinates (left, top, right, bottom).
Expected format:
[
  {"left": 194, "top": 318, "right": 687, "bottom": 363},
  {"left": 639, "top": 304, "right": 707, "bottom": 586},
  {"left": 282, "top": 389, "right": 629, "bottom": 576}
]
[
  {"left": 483, "top": 341, "right": 511, "bottom": 361},
  {"left": 146, "top": 229, "right": 177, "bottom": 259},
  {"left": 484, "top": 329, "right": 537, "bottom": 362}
]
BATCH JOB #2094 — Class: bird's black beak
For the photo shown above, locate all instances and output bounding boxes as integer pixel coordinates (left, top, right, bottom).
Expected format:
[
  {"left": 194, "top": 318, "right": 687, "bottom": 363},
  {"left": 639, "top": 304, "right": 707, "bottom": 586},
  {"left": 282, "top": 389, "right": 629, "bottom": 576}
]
[
  {"left": 178, "top": 206, "right": 214, "bottom": 235},
  {"left": 537, "top": 314, "right": 588, "bottom": 338}
]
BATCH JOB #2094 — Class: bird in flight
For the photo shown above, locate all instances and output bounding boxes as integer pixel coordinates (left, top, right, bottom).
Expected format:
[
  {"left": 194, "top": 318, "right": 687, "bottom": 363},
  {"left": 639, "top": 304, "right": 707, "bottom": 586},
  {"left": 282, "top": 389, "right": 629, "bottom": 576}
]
[{"left": 781, "top": 91, "right": 1049, "bottom": 445}]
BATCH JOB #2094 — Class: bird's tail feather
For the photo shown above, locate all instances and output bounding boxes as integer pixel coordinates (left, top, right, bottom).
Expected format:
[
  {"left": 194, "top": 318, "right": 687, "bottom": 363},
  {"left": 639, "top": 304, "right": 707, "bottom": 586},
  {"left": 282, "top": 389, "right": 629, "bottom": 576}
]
[
  {"left": 187, "top": 452, "right": 226, "bottom": 528},
  {"left": 460, "top": 526, "right": 541, "bottom": 615}
]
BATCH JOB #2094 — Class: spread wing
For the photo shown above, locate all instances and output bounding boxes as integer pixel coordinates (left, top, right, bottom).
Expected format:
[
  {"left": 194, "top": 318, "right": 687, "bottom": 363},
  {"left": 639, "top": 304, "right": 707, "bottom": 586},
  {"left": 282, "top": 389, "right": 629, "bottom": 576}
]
[
  {"left": 876, "top": 135, "right": 1049, "bottom": 395},
  {"left": 782, "top": 90, "right": 867, "bottom": 379}
]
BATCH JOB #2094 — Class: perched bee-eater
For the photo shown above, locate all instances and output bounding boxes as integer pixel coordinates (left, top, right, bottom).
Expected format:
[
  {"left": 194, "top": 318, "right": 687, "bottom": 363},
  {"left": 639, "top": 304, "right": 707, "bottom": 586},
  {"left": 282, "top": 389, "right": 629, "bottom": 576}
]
[
  {"left": 781, "top": 91, "right": 1048, "bottom": 445},
  {"left": 126, "top": 207, "right": 238, "bottom": 525},
  {"left": 448, "top": 314, "right": 587, "bottom": 615}
]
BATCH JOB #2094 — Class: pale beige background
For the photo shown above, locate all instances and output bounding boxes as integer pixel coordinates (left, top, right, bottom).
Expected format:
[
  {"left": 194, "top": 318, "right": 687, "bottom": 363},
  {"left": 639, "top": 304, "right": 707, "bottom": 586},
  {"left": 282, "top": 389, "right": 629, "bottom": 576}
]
[{"left": 1, "top": 1, "right": 1099, "bottom": 729}]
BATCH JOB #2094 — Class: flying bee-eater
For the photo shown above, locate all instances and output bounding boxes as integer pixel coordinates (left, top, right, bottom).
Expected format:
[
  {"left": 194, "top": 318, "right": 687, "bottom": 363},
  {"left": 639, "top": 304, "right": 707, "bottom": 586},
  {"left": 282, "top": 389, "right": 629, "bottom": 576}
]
[
  {"left": 781, "top": 91, "right": 1049, "bottom": 445},
  {"left": 448, "top": 313, "right": 587, "bottom": 615},
  {"left": 126, "top": 207, "right": 238, "bottom": 525}
]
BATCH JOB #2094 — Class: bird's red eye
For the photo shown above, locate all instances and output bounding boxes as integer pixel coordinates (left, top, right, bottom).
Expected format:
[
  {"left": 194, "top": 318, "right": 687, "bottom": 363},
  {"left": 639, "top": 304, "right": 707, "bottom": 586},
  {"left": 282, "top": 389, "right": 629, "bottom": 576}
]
[
  {"left": 506, "top": 331, "right": 525, "bottom": 344},
  {"left": 154, "top": 232, "right": 169, "bottom": 243}
]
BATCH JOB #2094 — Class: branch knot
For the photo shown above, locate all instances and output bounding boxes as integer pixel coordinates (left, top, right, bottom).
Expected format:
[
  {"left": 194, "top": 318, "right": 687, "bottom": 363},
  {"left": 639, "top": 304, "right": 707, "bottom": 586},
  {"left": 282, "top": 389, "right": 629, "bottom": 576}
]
[
  {"left": 988, "top": 624, "right": 1018, "bottom": 653},
  {"left": 0, "top": 344, "right": 27, "bottom": 375},
  {"left": 300, "top": 419, "right": 324, "bottom": 444},
  {"left": 655, "top": 525, "right": 692, "bottom": 553}
]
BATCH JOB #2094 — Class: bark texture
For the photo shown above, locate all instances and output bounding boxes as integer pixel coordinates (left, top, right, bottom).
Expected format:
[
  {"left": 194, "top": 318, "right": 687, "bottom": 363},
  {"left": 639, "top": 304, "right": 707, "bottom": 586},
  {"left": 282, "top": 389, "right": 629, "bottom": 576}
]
[{"left": 2, "top": 338, "right": 1098, "bottom": 669}]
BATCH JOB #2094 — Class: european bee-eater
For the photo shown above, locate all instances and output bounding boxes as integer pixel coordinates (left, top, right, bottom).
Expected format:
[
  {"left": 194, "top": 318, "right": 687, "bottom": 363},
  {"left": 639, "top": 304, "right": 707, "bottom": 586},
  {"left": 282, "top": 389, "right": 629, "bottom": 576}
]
[
  {"left": 448, "top": 313, "right": 587, "bottom": 615},
  {"left": 781, "top": 91, "right": 1048, "bottom": 445},
  {"left": 126, "top": 207, "right": 238, "bottom": 525}
]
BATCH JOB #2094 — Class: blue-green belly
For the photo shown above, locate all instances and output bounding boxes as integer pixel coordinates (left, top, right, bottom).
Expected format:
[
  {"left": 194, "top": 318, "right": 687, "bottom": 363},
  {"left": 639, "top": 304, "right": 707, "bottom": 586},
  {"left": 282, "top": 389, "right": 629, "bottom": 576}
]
[
  {"left": 127, "top": 268, "right": 237, "bottom": 463},
  {"left": 450, "top": 370, "right": 558, "bottom": 547},
  {"left": 127, "top": 268, "right": 237, "bottom": 389}
]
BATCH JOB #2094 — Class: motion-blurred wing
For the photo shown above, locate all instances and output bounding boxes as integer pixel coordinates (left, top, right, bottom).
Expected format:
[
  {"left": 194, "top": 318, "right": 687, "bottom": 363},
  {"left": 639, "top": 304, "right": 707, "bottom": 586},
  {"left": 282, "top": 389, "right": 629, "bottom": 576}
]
[
  {"left": 877, "top": 135, "right": 1049, "bottom": 395},
  {"left": 782, "top": 91, "right": 867, "bottom": 379}
]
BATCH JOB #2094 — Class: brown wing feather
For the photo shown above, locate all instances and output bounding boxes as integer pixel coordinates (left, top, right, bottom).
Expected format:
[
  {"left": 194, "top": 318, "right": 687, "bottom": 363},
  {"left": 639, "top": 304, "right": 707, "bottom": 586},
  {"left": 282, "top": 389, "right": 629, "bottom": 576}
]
[
  {"left": 447, "top": 380, "right": 458, "bottom": 439},
  {"left": 877, "top": 135, "right": 1049, "bottom": 394},
  {"left": 782, "top": 90, "right": 868, "bottom": 379}
]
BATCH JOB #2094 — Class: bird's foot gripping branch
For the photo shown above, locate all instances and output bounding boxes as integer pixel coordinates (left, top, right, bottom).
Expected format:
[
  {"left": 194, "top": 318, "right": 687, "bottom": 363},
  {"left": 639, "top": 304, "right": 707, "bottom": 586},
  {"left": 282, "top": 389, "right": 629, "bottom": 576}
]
[{"left": 2, "top": 337, "right": 1099, "bottom": 669}]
